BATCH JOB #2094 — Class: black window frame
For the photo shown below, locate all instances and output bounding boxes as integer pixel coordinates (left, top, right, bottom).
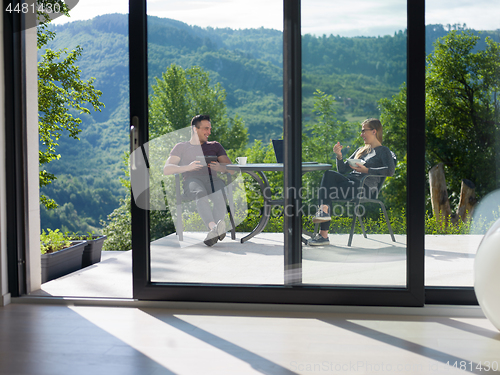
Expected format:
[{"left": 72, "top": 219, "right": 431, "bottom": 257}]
[
  {"left": 125, "top": 0, "right": 474, "bottom": 306},
  {"left": 4, "top": 0, "right": 29, "bottom": 298}
]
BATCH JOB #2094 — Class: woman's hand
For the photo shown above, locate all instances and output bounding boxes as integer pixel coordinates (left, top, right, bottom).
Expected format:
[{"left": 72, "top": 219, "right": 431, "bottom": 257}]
[
  {"left": 350, "top": 163, "right": 369, "bottom": 174},
  {"left": 333, "top": 142, "right": 343, "bottom": 159}
]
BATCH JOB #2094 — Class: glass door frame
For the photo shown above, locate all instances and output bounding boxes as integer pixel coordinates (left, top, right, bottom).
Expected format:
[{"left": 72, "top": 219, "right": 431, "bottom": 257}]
[
  {"left": 4, "top": 6, "right": 29, "bottom": 298},
  {"left": 128, "top": 0, "right": 457, "bottom": 306}
]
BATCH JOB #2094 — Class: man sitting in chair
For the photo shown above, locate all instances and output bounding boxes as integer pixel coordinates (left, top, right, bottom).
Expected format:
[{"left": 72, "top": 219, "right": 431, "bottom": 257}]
[{"left": 163, "top": 114, "right": 233, "bottom": 247}]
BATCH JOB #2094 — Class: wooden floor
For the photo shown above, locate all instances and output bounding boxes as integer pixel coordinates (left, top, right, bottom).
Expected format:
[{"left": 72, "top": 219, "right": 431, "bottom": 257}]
[
  {"left": 1, "top": 302, "right": 499, "bottom": 375},
  {"left": 19, "top": 233, "right": 495, "bottom": 374}
]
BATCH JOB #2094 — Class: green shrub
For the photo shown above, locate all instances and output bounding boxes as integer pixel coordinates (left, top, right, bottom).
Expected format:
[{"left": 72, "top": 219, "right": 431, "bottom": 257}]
[
  {"left": 101, "top": 197, "right": 131, "bottom": 251},
  {"left": 67, "top": 230, "right": 99, "bottom": 241},
  {"left": 40, "top": 229, "right": 71, "bottom": 254},
  {"left": 235, "top": 206, "right": 494, "bottom": 236}
]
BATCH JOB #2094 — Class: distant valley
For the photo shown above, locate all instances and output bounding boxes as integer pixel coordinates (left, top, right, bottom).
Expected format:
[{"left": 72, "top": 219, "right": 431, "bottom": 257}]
[{"left": 38, "top": 14, "right": 500, "bottom": 233}]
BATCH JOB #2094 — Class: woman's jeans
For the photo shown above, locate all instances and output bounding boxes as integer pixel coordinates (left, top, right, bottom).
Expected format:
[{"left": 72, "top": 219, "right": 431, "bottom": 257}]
[{"left": 317, "top": 170, "right": 360, "bottom": 231}]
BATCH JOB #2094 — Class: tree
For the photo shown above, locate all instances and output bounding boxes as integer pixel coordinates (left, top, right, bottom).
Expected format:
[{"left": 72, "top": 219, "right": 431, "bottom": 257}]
[
  {"left": 303, "top": 90, "right": 359, "bottom": 164},
  {"left": 426, "top": 31, "right": 500, "bottom": 200},
  {"left": 38, "top": 2, "right": 104, "bottom": 209},
  {"left": 379, "top": 84, "right": 408, "bottom": 213},
  {"left": 239, "top": 90, "right": 360, "bottom": 224},
  {"left": 380, "top": 30, "right": 500, "bottom": 213},
  {"left": 149, "top": 64, "right": 247, "bottom": 152}
]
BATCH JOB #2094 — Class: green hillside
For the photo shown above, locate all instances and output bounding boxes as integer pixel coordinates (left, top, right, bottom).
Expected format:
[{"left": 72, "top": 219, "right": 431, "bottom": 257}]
[{"left": 38, "top": 14, "right": 500, "bottom": 233}]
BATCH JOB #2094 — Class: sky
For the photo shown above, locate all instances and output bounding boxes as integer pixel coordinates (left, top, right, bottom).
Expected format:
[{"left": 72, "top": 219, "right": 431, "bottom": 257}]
[{"left": 54, "top": 0, "right": 500, "bottom": 37}]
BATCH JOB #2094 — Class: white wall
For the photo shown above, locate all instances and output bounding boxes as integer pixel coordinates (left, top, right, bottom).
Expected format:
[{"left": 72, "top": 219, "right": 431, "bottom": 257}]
[{"left": 26, "top": 14, "right": 41, "bottom": 293}]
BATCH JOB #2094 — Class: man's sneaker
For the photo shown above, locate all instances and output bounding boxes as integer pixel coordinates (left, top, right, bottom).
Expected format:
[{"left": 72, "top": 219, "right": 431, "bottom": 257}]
[
  {"left": 204, "top": 227, "right": 219, "bottom": 247},
  {"left": 312, "top": 209, "right": 331, "bottom": 224},
  {"left": 216, "top": 219, "right": 226, "bottom": 241},
  {"left": 308, "top": 234, "right": 330, "bottom": 246}
]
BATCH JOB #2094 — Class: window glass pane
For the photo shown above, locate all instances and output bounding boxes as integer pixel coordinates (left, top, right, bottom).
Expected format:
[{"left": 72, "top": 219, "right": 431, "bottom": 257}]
[
  {"left": 144, "top": 1, "right": 286, "bottom": 285},
  {"left": 301, "top": 0, "right": 408, "bottom": 287},
  {"left": 424, "top": 0, "right": 500, "bottom": 287}
]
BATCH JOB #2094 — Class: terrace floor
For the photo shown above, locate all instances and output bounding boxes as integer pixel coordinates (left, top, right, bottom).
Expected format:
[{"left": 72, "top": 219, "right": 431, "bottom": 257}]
[{"left": 31, "top": 232, "right": 482, "bottom": 299}]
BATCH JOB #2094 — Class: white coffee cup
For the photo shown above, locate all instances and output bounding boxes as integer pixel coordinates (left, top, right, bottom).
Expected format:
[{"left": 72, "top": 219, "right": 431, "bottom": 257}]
[{"left": 236, "top": 157, "right": 247, "bottom": 165}]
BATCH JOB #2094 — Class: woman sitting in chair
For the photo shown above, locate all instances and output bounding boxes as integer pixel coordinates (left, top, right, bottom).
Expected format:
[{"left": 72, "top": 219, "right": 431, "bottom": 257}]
[{"left": 308, "top": 118, "right": 396, "bottom": 246}]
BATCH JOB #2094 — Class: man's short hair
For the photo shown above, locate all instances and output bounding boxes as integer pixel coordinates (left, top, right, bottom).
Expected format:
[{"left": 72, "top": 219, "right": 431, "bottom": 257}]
[{"left": 191, "top": 114, "right": 211, "bottom": 128}]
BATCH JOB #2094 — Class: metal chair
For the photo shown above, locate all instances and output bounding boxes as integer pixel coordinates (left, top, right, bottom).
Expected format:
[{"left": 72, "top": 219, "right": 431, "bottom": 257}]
[
  {"left": 313, "top": 174, "right": 396, "bottom": 246},
  {"left": 168, "top": 171, "right": 236, "bottom": 242}
]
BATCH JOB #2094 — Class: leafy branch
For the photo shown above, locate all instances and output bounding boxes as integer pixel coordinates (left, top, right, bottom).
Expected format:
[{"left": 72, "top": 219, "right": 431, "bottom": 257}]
[{"left": 37, "top": 1, "right": 104, "bottom": 208}]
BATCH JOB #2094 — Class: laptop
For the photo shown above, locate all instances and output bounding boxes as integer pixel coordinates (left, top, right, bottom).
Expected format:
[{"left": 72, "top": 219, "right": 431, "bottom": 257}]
[
  {"left": 272, "top": 140, "right": 318, "bottom": 164},
  {"left": 272, "top": 139, "right": 283, "bottom": 163}
]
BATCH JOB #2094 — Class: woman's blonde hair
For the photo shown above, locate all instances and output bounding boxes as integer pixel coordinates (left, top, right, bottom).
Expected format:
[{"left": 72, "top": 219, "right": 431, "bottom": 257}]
[{"left": 355, "top": 118, "right": 383, "bottom": 159}]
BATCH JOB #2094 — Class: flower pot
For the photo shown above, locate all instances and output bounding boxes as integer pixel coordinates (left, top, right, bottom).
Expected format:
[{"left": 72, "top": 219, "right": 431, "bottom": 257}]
[
  {"left": 41, "top": 241, "right": 87, "bottom": 283},
  {"left": 82, "top": 235, "right": 107, "bottom": 267}
]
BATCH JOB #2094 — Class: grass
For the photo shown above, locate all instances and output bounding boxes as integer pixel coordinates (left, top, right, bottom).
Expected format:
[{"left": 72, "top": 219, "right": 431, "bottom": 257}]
[{"left": 232, "top": 207, "right": 493, "bottom": 236}]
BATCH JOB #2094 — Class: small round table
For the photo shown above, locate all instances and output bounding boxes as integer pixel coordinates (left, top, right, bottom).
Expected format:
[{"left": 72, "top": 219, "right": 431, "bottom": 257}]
[{"left": 226, "top": 162, "right": 332, "bottom": 243}]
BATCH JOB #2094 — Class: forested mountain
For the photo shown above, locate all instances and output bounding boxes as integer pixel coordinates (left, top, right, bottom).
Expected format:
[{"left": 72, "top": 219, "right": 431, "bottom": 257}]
[{"left": 39, "top": 14, "right": 500, "bottom": 233}]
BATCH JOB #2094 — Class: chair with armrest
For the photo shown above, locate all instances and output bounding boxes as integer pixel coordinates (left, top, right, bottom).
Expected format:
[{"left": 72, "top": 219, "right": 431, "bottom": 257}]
[
  {"left": 169, "top": 171, "right": 236, "bottom": 242},
  {"left": 313, "top": 174, "right": 396, "bottom": 246}
]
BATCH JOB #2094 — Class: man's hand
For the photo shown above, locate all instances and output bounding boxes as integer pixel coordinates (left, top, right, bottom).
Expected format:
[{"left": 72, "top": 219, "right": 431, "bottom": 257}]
[
  {"left": 213, "top": 155, "right": 235, "bottom": 174},
  {"left": 163, "top": 155, "right": 204, "bottom": 175},
  {"left": 186, "top": 161, "right": 203, "bottom": 171},
  {"left": 208, "top": 161, "right": 225, "bottom": 172}
]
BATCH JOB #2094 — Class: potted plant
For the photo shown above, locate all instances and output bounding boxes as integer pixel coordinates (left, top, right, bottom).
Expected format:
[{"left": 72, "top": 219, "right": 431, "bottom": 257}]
[
  {"left": 79, "top": 231, "right": 107, "bottom": 267},
  {"left": 40, "top": 229, "right": 87, "bottom": 283}
]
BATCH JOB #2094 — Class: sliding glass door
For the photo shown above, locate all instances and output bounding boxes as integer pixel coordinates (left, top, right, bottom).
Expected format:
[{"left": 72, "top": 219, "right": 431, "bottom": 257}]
[
  {"left": 130, "top": 0, "right": 425, "bottom": 305},
  {"left": 145, "top": 1, "right": 286, "bottom": 286},
  {"left": 300, "top": 0, "right": 408, "bottom": 288}
]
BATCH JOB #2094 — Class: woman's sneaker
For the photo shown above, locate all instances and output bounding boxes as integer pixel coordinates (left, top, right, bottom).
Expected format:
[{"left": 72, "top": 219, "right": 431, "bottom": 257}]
[
  {"left": 308, "top": 234, "right": 330, "bottom": 246},
  {"left": 312, "top": 209, "right": 331, "bottom": 223}
]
